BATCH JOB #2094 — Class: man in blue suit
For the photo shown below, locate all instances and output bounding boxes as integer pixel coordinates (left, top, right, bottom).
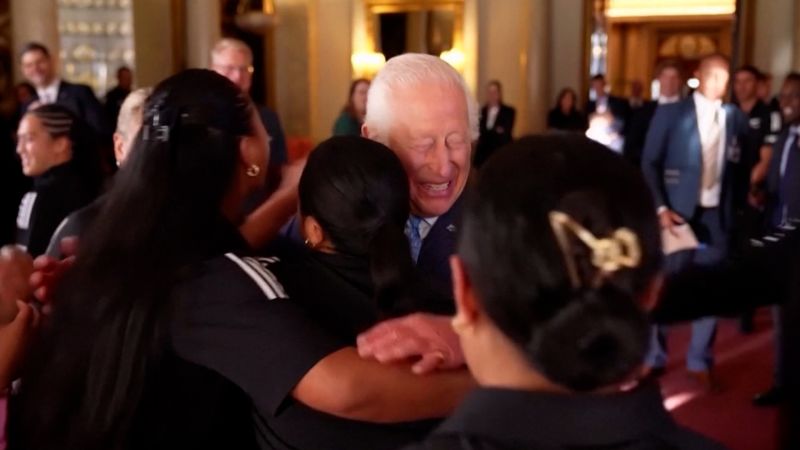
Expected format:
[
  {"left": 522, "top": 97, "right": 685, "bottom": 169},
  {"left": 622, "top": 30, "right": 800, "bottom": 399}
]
[{"left": 641, "top": 54, "right": 748, "bottom": 388}]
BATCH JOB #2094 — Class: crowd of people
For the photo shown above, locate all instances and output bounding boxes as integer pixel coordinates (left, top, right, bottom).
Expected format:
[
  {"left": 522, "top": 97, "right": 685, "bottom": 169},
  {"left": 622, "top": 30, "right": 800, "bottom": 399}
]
[{"left": 0, "top": 35, "right": 797, "bottom": 450}]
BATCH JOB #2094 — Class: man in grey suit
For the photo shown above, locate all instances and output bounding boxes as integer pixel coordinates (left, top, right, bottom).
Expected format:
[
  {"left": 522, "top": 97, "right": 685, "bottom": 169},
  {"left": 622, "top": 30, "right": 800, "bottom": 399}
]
[{"left": 641, "top": 54, "right": 748, "bottom": 389}]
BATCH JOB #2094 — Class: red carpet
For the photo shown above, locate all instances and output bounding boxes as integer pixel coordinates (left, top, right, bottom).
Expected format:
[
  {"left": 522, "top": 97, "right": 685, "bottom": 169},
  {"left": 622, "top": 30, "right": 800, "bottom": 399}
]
[{"left": 656, "top": 309, "right": 779, "bottom": 450}]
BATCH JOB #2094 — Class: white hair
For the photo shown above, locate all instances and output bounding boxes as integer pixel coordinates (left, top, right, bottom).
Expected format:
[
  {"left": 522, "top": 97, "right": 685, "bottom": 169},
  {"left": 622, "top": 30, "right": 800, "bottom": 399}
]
[
  {"left": 117, "top": 87, "right": 152, "bottom": 138},
  {"left": 210, "top": 38, "right": 253, "bottom": 65},
  {"left": 364, "top": 53, "right": 479, "bottom": 145}
]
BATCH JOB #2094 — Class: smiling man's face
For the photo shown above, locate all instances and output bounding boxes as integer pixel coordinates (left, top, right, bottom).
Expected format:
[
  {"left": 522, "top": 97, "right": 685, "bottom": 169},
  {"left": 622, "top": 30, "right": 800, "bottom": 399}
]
[{"left": 385, "top": 83, "right": 471, "bottom": 217}]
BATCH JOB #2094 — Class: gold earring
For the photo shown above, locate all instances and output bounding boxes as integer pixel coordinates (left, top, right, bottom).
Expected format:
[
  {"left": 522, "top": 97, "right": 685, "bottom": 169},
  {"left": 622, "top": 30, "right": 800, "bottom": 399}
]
[{"left": 246, "top": 164, "right": 261, "bottom": 177}]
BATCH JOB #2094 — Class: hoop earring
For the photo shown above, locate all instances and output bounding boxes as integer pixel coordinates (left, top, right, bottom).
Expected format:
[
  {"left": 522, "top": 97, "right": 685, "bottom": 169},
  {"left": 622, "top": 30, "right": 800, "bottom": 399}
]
[{"left": 246, "top": 164, "right": 261, "bottom": 177}]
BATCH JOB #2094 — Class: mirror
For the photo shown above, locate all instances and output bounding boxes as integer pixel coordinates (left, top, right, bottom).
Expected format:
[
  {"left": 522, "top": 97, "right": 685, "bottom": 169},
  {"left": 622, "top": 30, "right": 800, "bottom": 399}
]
[{"left": 365, "top": 0, "right": 463, "bottom": 60}]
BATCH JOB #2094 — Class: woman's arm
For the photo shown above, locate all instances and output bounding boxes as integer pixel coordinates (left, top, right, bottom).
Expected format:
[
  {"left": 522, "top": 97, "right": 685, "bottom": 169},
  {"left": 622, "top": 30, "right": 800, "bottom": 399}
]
[
  {"left": 239, "top": 160, "right": 305, "bottom": 249},
  {"left": 294, "top": 347, "right": 474, "bottom": 423}
]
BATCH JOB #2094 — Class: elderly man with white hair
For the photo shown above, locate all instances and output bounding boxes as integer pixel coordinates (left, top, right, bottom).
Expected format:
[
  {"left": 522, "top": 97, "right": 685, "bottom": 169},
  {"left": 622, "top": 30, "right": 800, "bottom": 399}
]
[
  {"left": 358, "top": 53, "right": 480, "bottom": 374},
  {"left": 363, "top": 53, "right": 479, "bottom": 312}
]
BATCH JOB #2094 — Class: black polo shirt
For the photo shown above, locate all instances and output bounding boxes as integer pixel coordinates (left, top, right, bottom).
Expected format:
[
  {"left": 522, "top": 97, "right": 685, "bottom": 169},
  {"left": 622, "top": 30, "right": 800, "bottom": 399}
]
[
  {"left": 737, "top": 101, "right": 781, "bottom": 199},
  {"left": 171, "top": 249, "right": 437, "bottom": 450},
  {"left": 402, "top": 384, "right": 726, "bottom": 450}
]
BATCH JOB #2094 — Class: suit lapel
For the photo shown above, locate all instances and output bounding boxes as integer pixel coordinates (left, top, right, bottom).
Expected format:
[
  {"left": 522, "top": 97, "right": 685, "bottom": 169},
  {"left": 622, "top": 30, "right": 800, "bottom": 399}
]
[
  {"left": 418, "top": 196, "right": 462, "bottom": 262},
  {"left": 683, "top": 97, "right": 702, "bottom": 166}
]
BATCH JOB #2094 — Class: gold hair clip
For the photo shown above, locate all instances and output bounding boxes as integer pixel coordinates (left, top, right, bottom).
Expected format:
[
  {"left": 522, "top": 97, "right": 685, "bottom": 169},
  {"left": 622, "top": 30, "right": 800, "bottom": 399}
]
[{"left": 548, "top": 211, "right": 642, "bottom": 290}]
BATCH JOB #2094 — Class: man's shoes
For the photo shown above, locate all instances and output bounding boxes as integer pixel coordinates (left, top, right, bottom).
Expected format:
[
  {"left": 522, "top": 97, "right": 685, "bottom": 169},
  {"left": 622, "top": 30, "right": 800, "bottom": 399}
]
[
  {"left": 753, "top": 386, "right": 783, "bottom": 407},
  {"left": 688, "top": 370, "right": 720, "bottom": 392}
]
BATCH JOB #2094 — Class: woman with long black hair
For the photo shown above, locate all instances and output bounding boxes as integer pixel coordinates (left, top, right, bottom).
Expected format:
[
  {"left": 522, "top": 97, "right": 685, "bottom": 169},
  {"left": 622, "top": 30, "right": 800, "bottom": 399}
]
[{"left": 9, "top": 70, "right": 470, "bottom": 450}]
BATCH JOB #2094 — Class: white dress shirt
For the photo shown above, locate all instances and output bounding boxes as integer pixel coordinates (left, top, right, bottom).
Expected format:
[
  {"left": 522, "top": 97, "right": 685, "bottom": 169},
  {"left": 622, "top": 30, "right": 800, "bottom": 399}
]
[
  {"left": 658, "top": 95, "right": 680, "bottom": 105},
  {"left": 36, "top": 79, "right": 61, "bottom": 105},
  {"left": 486, "top": 105, "right": 500, "bottom": 130},
  {"left": 693, "top": 91, "right": 727, "bottom": 207}
]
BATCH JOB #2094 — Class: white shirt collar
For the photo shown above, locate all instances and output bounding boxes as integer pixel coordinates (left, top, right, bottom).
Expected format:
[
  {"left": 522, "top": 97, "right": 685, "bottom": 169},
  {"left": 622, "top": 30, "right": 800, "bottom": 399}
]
[
  {"left": 693, "top": 91, "right": 722, "bottom": 110},
  {"left": 406, "top": 216, "right": 439, "bottom": 241},
  {"left": 36, "top": 78, "right": 61, "bottom": 104},
  {"left": 658, "top": 95, "right": 680, "bottom": 105}
]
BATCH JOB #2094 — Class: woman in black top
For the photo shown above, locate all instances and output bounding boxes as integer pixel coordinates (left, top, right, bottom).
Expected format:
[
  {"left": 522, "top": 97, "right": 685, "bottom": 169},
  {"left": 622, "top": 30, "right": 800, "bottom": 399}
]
[
  {"left": 172, "top": 136, "right": 471, "bottom": 450},
  {"left": 547, "top": 87, "right": 587, "bottom": 132},
  {"left": 14, "top": 105, "right": 102, "bottom": 256},
  {"left": 11, "top": 70, "right": 470, "bottom": 450},
  {"left": 404, "top": 135, "right": 725, "bottom": 450}
]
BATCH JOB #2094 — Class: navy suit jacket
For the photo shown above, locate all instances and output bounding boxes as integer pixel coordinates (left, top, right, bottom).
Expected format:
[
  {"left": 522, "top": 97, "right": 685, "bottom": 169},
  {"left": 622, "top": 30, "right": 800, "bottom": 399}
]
[
  {"left": 416, "top": 196, "right": 462, "bottom": 315},
  {"left": 641, "top": 96, "right": 748, "bottom": 228},
  {"left": 27, "top": 80, "right": 111, "bottom": 137}
]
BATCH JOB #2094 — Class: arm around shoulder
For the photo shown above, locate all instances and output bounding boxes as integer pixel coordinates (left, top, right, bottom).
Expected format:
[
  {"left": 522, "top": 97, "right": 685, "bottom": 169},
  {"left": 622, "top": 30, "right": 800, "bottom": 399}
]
[{"left": 293, "top": 347, "right": 474, "bottom": 423}]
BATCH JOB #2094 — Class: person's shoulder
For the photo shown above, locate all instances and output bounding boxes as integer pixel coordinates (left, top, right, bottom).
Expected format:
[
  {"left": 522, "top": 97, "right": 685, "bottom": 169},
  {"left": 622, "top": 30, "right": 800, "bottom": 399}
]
[
  {"left": 61, "top": 80, "right": 95, "bottom": 96},
  {"left": 178, "top": 252, "right": 289, "bottom": 305}
]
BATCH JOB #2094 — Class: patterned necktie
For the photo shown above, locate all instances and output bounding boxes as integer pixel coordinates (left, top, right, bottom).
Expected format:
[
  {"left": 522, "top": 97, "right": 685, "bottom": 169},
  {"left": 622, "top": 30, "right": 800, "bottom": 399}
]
[
  {"left": 407, "top": 215, "right": 423, "bottom": 263},
  {"left": 702, "top": 108, "right": 722, "bottom": 190}
]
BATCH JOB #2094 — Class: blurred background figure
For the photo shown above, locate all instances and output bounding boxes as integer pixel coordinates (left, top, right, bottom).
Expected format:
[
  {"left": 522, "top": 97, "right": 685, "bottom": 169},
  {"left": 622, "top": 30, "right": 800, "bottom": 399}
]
[
  {"left": 104, "top": 66, "right": 133, "bottom": 129},
  {"left": 19, "top": 43, "right": 111, "bottom": 162},
  {"left": 474, "top": 80, "right": 515, "bottom": 168},
  {"left": 586, "top": 111, "right": 624, "bottom": 153},
  {"left": 586, "top": 73, "right": 630, "bottom": 135},
  {"left": 622, "top": 61, "right": 683, "bottom": 168},
  {"left": 210, "top": 38, "right": 288, "bottom": 213},
  {"left": 547, "top": 87, "right": 586, "bottom": 132},
  {"left": 333, "top": 78, "right": 370, "bottom": 136}
]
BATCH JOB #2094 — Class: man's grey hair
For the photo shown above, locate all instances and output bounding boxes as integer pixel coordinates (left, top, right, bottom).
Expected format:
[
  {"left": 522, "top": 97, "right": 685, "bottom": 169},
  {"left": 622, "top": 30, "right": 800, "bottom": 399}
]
[
  {"left": 116, "top": 87, "right": 152, "bottom": 140},
  {"left": 210, "top": 38, "right": 253, "bottom": 65},
  {"left": 364, "top": 53, "right": 479, "bottom": 145}
]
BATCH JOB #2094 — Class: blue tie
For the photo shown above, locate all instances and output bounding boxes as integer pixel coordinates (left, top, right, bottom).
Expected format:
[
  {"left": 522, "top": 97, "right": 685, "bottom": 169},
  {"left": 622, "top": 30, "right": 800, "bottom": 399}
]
[{"left": 408, "top": 216, "right": 423, "bottom": 263}]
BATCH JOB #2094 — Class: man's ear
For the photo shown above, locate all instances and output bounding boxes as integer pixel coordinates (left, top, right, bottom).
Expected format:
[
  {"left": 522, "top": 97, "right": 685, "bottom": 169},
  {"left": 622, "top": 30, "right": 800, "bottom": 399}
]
[
  {"left": 112, "top": 132, "right": 125, "bottom": 165},
  {"left": 361, "top": 124, "right": 369, "bottom": 138},
  {"left": 450, "top": 255, "right": 480, "bottom": 332}
]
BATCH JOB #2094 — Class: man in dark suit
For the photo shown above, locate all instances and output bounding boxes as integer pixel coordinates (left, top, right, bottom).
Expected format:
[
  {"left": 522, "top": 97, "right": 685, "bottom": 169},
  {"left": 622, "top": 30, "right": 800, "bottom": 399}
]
[
  {"left": 623, "top": 61, "right": 683, "bottom": 168},
  {"left": 754, "top": 72, "right": 800, "bottom": 406},
  {"left": 210, "top": 38, "right": 288, "bottom": 214},
  {"left": 474, "top": 80, "right": 515, "bottom": 168},
  {"left": 355, "top": 54, "right": 479, "bottom": 373},
  {"left": 104, "top": 66, "right": 133, "bottom": 129},
  {"left": 641, "top": 54, "right": 749, "bottom": 389},
  {"left": 586, "top": 74, "right": 630, "bottom": 133},
  {"left": 19, "top": 42, "right": 110, "bottom": 141}
]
